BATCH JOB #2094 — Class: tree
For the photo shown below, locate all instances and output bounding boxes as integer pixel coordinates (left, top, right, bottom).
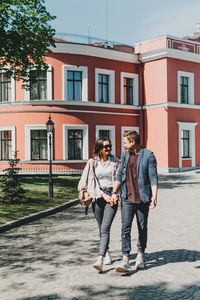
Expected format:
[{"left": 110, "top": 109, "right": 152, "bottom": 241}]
[
  {"left": 0, "top": 0, "right": 56, "bottom": 85},
  {"left": 0, "top": 153, "right": 26, "bottom": 203}
]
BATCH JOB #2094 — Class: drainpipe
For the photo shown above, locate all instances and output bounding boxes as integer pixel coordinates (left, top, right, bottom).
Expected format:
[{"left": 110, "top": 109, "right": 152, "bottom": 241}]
[{"left": 137, "top": 53, "right": 145, "bottom": 147}]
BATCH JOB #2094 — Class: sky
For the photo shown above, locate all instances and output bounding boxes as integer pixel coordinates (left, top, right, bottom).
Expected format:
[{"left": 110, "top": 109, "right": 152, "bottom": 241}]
[{"left": 45, "top": 0, "right": 200, "bottom": 46}]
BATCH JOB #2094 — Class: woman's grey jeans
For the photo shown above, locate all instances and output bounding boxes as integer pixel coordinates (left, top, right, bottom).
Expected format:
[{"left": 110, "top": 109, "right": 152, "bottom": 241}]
[{"left": 92, "top": 197, "right": 118, "bottom": 256}]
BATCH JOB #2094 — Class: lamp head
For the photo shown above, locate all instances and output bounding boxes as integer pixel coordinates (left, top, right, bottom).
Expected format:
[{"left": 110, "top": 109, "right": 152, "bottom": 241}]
[{"left": 46, "top": 115, "right": 54, "bottom": 133}]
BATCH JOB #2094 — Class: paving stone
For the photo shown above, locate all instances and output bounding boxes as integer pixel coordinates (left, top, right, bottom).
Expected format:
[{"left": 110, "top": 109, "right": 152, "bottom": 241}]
[{"left": 0, "top": 171, "right": 200, "bottom": 299}]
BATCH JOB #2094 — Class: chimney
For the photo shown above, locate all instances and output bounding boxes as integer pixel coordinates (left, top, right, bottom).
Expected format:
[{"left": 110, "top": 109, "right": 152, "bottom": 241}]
[{"left": 196, "top": 22, "right": 200, "bottom": 33}]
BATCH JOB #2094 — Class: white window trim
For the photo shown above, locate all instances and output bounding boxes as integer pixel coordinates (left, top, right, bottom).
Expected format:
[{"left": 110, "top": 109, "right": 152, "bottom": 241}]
[
  {"left": 0, "top": 126, "right": 16, "bottom": 159},
  {"left": 95, "top": 68, "right": 115, "bottom": 104},
  {"left": 63, "top": 124, "right": 89, "bottom": 160},
  {"left": 120, "top": 72, "right": 139, "bottom": 105},
  {"left": 25, "top": 125, "right": 52, "bottom": 161},
  {"left": 96, "top": 125, "right": 116, "bottom": 155},
  {"left": 177, "top": 121, "right": 197, "bottom": 168},
  {"left": 0, "top": 69, "right": 15, "bottom": 102},
  {"left": 121, "top": 126, "right": 139, "bottom": 153},
  {"left": 177, "top": 71, "right": 194, "bottom": 104},
  {"left": 25, "top": 65, "right": 52, "bottom": 101},
  {"left": 63, "top": 65, "right": 88, "bottom": 102}
]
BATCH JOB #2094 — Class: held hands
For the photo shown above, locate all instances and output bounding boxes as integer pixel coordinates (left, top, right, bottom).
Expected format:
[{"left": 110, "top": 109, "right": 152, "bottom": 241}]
[
  {"left": 111, "top": 193, "right": 118, "bottom": 205},
  {"left": 102, "top": 193, "right": 119, "bottom": 207}
]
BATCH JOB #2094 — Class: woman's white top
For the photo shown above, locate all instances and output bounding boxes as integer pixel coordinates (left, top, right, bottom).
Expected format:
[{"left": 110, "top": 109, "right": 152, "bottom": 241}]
[{"left": 95, "top": 157, "right": 113, "bottom": 188}]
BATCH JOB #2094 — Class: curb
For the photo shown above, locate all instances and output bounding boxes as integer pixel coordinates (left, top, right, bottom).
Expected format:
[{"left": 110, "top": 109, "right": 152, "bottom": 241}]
[{"left": 0, "top": 198, "right": 79, "bottom": 234}]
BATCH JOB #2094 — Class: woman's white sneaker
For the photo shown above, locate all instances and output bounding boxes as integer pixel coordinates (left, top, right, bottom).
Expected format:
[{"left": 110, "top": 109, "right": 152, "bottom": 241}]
[
  {"left": 93, "top": 257, "right": 103, "bottom": 272},
  {"left": 104, "top": 251, "right": 112, "bottom": 265}
]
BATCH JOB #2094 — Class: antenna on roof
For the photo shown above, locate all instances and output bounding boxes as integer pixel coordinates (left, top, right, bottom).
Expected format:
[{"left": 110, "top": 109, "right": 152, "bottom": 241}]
[
  {"left": 88, "top": 24, "right": 91, "bottom": 44},
  {"left": 106, "top": 0, "right": 108, "bottom": 42}
]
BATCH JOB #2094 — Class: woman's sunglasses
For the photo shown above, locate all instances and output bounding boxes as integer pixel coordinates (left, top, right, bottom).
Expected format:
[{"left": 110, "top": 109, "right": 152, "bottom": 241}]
[{"left": 103, "top": 145, "right": 112, "bottom": 149}]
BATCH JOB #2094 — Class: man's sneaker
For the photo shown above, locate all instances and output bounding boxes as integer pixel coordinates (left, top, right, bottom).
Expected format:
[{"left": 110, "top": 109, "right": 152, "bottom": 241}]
[
  {"left": 135, "top": 253, "right": 145, "bottom": 269},
  {"left": 104, "top": 251, "right": 112, "bottom": 265},
  {"left": 115, "top": 259, "right": 132, "bottom": 273},
  {"left": 93, "top": 257, "right": 103, "bottom": 272}
]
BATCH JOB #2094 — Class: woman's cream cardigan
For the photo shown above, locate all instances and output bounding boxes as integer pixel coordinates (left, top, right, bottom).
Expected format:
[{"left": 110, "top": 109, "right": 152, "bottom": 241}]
[{"left": 78, "top": 155, "right": 120, "bottom": 201}]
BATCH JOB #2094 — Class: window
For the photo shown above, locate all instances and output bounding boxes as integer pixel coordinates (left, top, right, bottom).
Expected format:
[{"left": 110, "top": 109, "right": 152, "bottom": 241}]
[
  {"left": 30, "top": 70, "right": 47, "bottom": 100},
  {"left": 0, "top": 126, "right": 15, "bottom": 160},
  {"left": 63, "top": 65, "right": 88, "bottom": 101},
  {"left": 181, "top": 130, "right": 190, "bottom": 158},
  {"left": 25, "top": 65, "right": 52, "bottom": 101},
  {"left": 178, "top": 71, "right": 194, "bottom": 105},
  {"left": 31, "top": 130, "right": 47, "bottom": 160},
  {"left": 0, "top": 72, "right": 11, "bottom": 102},
  {"left": 180, "top": 77, "right": 188, "bottom": 104},
  {"left": 123, "top": 78, "right": 133, "bottom": 105},
  {"left": 67, "top": 71, "right": 82, "bottom": 100},
  {"left": 96, "top": 125, "right": 115, "bottom": 155},
  {"left": 99, "top": 130, "right": 110, "bottom": 139},
  {"left": 98, "top": 74, "right": 109, "bottom": 103},
  {"left": 120, "top": 72, "right": 139, "bottom": 105},
  {"left": 95, "top": 68, "right": 115, "bottom": 104},
  {"left": 0, "top": 131, "right": 12, "bottom": 160},
  {"left": 63, "top": 125, "right": 88, "bottom": 160},
  {"left": 68, "top": 129, "right": 83, "bottom": 160},
  {"left": 177, "top": 122, "right": 197, "bottom": 168}
]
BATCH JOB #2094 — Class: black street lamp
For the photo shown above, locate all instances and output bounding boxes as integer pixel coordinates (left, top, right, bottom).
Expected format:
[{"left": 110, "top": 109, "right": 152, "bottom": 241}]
[{"left": 46, "top": 115, "right": 54, "bottom": 198}]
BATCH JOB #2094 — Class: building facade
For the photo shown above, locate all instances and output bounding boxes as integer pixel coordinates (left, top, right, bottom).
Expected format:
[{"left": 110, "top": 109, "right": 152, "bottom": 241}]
[
  {"left": 1, "top": 33, "right": 200, "bottom": 174},
  {"left": 135, "top": 34, "right": 200, "bottom": 172}
]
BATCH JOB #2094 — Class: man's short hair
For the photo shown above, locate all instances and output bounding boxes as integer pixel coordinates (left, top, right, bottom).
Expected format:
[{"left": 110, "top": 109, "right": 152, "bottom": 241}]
[{"left": 123, "top": 130, "right": 140, "bottom": 145}]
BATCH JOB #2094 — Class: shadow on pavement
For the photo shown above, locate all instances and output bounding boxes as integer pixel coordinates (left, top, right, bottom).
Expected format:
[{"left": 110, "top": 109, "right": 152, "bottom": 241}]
[
  {"left": 122, "top": 248, "right": 200, "bottom": 276},
  {"left": 158, "top": 173, "right": 200, "bottom": 189},
  {"left": 16, "top": 282, "right": 200, "bottom": 300},
  {"left": 19, "top": 295, "right": 60, "bottom": 300},
  {"left": 69, "top": 282, "right": 200, "bottom": 300},
  {"left": 0, "top": 201, "right": 200, "bottom": 272}
]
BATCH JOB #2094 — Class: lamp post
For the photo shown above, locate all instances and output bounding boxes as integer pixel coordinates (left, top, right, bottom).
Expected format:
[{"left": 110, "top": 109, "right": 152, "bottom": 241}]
[{"left": 46, "top": 115, "right": 54, "bottom": 198}]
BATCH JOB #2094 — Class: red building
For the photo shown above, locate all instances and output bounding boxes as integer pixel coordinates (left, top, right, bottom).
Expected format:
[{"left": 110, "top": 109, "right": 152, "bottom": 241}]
[{"left": 1, "top": 31, "right": 200, "bottom": 174}]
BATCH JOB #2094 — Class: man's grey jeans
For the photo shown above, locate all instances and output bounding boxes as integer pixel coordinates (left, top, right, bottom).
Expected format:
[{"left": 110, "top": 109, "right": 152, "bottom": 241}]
[
  {"left": 92, "top": 197, "right": 118, "bottom": 256},
  {"left": 121, "top": 199, "right": 149, "bottom": 256}
]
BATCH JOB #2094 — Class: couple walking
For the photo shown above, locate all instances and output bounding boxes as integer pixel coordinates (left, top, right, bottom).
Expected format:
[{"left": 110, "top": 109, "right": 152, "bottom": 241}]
[{"left": 78, "top": 130, "right": 158, "bottom": 273}]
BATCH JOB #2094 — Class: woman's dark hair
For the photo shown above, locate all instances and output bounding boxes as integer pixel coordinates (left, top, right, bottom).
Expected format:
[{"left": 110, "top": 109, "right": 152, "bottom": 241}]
[{"left": 94, "top": 137, "right": 112, "bottom": 157}]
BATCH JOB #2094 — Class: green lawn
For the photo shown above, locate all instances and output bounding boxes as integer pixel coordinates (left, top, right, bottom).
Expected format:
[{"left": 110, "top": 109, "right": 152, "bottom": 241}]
[{"left": 0, "top": 175, "right": 80, "bottom": 224}]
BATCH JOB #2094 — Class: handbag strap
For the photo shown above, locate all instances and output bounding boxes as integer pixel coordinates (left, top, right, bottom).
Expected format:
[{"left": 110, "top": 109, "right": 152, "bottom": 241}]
[{"left": 92, "top": 158, "right": 102, "bottom": 190}]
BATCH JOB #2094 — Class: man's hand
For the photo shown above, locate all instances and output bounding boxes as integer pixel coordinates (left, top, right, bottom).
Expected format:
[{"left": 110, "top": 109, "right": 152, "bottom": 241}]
[
  {"left": 149, "top": 195, "right": 157, "bottom": 209},
  {"left": 149, "top": 185, "right": 158, "bottom": 209},
  {"left": 111, "top": 193, "right": 119, "bottom": 206}
]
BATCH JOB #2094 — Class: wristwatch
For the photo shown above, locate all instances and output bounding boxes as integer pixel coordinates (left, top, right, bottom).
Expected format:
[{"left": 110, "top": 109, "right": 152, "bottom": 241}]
[{"left": 112, "top": 191, "right": 118, "bottom": 195}]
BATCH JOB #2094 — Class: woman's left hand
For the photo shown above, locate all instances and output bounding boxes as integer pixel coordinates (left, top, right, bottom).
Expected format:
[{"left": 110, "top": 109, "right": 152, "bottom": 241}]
[{"left": 102, "top": 193, "right": 112, "bottom": 205}]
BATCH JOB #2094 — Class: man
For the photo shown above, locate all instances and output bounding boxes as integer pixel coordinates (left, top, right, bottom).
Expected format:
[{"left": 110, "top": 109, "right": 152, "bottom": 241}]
[{"left": 111, "top": 130, "right": 158, "bottom": 272}]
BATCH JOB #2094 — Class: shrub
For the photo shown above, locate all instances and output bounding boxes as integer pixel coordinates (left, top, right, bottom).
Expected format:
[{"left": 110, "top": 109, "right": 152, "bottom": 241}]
[{"left": 0, "top": 154, "right": 26, "bottom": 204}]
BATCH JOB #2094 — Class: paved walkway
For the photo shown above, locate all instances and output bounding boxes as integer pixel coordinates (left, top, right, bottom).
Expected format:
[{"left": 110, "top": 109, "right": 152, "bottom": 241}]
[{"left": 0, "top": 172, "right": 200, "bottom": 300}]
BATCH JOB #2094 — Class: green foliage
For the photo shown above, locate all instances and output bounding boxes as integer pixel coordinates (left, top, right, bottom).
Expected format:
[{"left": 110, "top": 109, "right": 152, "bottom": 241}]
[
  {"left": 0, "top": 155, "right": 26, "bottom": 204},
  {"left": 0, "top": 0, "right": 56, "bottom": 86}
]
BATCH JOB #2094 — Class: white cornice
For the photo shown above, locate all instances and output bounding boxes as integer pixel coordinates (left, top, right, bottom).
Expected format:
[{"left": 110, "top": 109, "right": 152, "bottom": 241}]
[
  {"left": 51, "top": 42, "right": 138, "bottom": 63},
  {"left": 3, "top": 100, "right": 200, "bottom": 111},
  {"left": 140, "top": 48, "right": 200, "bottom": 63},
  {"left": 143, "top": 102, "right": 200, "bottom": 110},
  {"left": 0, "top": 109, "right": 139, "bottom": 116},
  {"left": 0, "top": 100, "right": 141, "bottom": 110}
]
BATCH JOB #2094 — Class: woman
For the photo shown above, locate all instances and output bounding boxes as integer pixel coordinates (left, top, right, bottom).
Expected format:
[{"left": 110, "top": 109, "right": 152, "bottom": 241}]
[{"left": 78, "top": 137, "right": 120, "bottom": 272}]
